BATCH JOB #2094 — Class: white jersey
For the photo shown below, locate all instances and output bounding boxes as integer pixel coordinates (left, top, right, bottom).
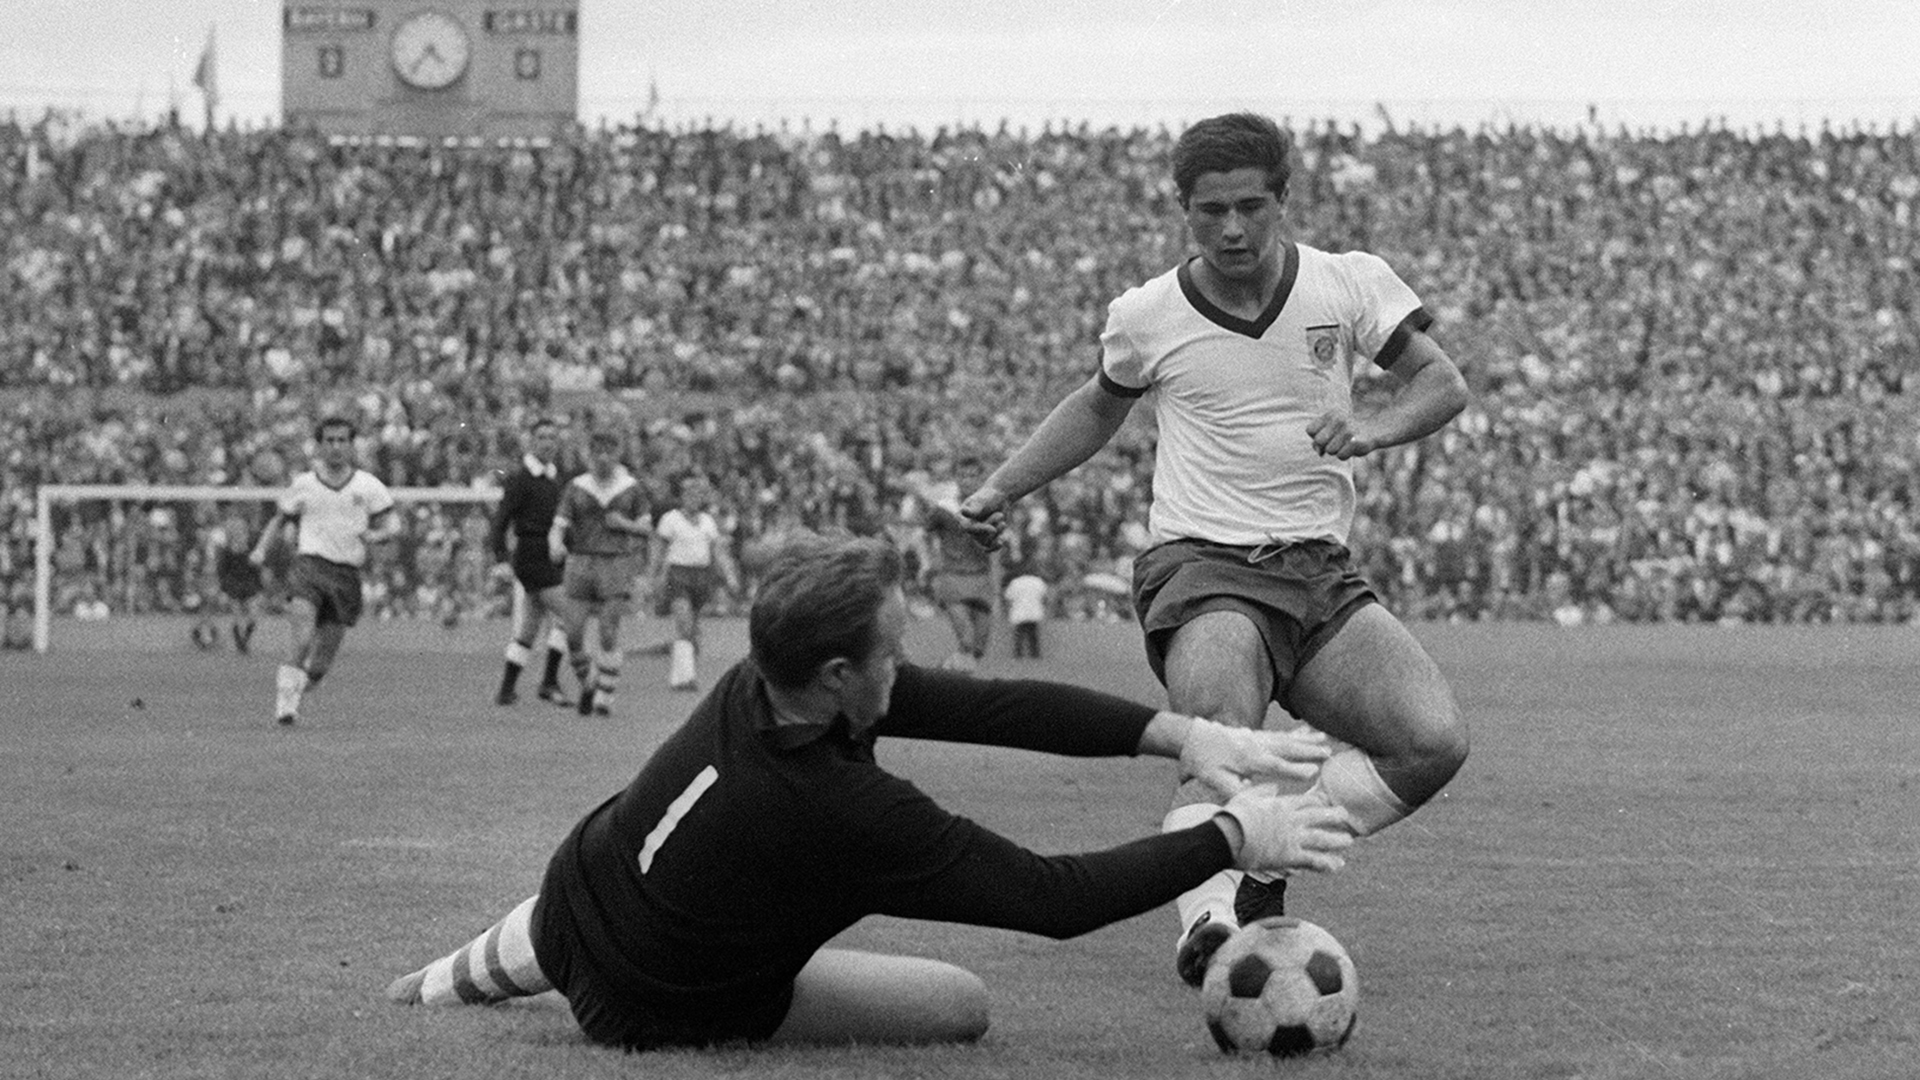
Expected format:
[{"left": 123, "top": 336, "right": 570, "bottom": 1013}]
[
  {"left": 280, "top": 468, "right": 395, "bottom": 567},
  {"left": 1100, "top": 243, "right": 1426, "bottom": 547},
  {"left": 655, "top": 508, "right": 723, "bottom": 568},
  {"left": 1003, "top": 574, "right": 1049, "bottom": 625}
]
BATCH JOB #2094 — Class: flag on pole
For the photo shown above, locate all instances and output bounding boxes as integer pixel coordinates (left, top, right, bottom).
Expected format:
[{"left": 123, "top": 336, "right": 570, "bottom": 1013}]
[{"left": 192, "top": 24, "right": 219, "bottom": 107}]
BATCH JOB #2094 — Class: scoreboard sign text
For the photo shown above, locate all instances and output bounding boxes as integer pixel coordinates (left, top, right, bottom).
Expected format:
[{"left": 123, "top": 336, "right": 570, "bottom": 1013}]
[{"left": 282, "top": 1, "right": 578, "bottom": 139}]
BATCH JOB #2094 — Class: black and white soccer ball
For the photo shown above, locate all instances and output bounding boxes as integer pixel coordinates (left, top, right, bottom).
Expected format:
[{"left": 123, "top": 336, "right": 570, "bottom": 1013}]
[{"left": 1200, "top": 916, "right": 1358, "bottom": 1056}]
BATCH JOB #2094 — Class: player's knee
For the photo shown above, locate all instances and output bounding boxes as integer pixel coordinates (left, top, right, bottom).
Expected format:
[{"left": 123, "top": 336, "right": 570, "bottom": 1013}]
[
  {"left": 1407, "top": 697, "right": 1468, "bottom": 783},
  {"left": 926, "top": 968, "right": 990, "bottom": 1043}
]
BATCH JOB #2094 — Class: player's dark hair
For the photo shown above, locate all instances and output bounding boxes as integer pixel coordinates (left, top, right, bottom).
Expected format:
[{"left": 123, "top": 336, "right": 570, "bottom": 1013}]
[
  {"left": 588, "top": 430, "right": 621, "bottom": 452},
  {"left": 1172, "top": 112, "right": 1293, "bottom": 207},
  {"left": 749, "top": 532, "right": 904, "bottom": 689},
  {"left": 314, "top": 415, "right": 356, "bottom": 441}
]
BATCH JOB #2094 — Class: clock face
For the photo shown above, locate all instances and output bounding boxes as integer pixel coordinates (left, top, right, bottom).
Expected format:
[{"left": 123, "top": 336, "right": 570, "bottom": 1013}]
[{"left": 390, "top": 10, "right": 471, "bottom": 90}]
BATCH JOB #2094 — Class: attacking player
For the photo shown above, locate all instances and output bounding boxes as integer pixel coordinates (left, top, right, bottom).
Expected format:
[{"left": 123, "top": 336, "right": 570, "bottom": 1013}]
[
  {"left": 648, "top": 472, "right": 740, "bottom": 692},
  {"left": 959, "top": 112, "right": 1472, "bottom": 985},
  {"left": 249, "top": 415, "right": 398, "bottom": 726},
  {"left": 548, "top": 431, "right": 650, "bottom": 717},
  {"left": 385, "top": 532, "right": 1355, "bottom": 1051},
  {"left": 487, "top": 416, "right": 575, "bottom": 707}
]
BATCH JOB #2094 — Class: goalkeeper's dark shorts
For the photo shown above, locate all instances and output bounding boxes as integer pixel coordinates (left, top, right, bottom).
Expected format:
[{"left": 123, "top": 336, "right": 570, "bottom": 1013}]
[
  {"left": 1130, "top": 538, "right": 1376, "bottom": 708},
  {"left": 510, "top": 539, "right": 565, "bottom": 592},
  {"left": 287, "top": 554, "right": 366, "bottom": 627},
  {"left": 530, "top": 892, "right": 792, "bottom": 1052}
]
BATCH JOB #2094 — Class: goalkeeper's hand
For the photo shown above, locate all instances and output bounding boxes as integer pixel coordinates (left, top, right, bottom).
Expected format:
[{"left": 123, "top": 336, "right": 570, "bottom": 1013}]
[
  {"left": 1178, "top": 717, "right": 1331, "bottom": 800},
  {"left": 1216, "top": 791, "right": 1355, "bottom": 874}
]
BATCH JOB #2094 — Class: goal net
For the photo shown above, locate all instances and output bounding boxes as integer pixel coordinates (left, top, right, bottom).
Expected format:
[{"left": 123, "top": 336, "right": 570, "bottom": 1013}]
[{"left": 28, "top": 483, "right": 501, "bottom": 653}]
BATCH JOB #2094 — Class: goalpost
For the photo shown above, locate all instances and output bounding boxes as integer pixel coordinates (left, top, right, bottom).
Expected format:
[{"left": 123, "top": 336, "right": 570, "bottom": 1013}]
[{"left": 31, "top": 483, "right": 500, "bottom": 654}]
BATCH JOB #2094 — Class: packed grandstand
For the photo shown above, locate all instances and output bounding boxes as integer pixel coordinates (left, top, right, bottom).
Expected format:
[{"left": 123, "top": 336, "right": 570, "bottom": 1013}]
[{"left": 3, "top": 114, "right": 1916, "bottom": 637}]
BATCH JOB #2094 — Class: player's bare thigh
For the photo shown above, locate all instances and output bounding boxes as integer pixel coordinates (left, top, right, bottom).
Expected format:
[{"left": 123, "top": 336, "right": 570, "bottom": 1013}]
[
  {"left": 1287, "top": 604, "right": 1466, "bottom": 800},
  {"left": 769, "top": 948, "right": 988, "bottom": 1046},
  {"left": 1162, "top": 609, "right": 1273, "bottom": 730}
]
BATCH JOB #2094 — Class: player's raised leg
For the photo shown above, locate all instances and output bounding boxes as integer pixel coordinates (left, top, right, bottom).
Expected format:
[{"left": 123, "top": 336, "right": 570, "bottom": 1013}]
[
  {"left": 387, "top": 895, "right": 551, "bottom": 1006},
  {"left": 1159, "top": 609, "right": 1278, "bottom": 985},
  {"left": 1286, "top": 604, "right": 1467, "bottom": 833},
  {"left": 766, "top": 948, "right": 989, "bottom": 1046}
]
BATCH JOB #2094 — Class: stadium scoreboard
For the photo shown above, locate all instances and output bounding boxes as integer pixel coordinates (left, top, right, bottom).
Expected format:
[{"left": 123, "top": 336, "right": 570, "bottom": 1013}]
[{"left": 282, "top": 1, "right": 578, "bottom": 138}]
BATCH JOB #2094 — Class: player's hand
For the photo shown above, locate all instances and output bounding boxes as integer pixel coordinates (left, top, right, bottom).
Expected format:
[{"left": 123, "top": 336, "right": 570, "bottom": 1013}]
[
  {"left": 548, "top": 540, "right": 566, "bottom": 564},
  {"left": 248, "top": 548, "right": 267, "bottom": 568},
  {"left": 957, "top": 486, "right": 1009, "bottom": 550},
  {"left": 1217, "top": 791, "right": 1355, "bottom": 874},
  {"left": 1305, "top": 411, "right": 1378, "bottom": 460},
  {"left": 1179, "top": 718, "right": 1332, "bottom": 799}
]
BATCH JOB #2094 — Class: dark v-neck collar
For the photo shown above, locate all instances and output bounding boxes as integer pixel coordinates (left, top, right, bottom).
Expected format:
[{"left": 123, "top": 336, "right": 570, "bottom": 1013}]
[
  {"left": 1177, "top": 242, "right": 1299, "bottom": 338},
  {"left": 315, "top": 465, "right": 357, "bottom": 492}
]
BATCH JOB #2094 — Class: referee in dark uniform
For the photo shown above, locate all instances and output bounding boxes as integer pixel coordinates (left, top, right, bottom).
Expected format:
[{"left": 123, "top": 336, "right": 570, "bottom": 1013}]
[
  {"left": 388, "top": 533, "right": 1354, "bottom": 1050},
  {"left": 489, "top": 417, "right": 574, "bottom": 706}
]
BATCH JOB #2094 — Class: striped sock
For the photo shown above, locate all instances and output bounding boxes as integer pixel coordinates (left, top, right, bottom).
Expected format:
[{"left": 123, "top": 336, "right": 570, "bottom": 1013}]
[
  {"left": 398, "top": 896, "right": 550, "bottom": 1006},
  {"left": 595, "top": 659, "right": 619, "bottom": 712}
]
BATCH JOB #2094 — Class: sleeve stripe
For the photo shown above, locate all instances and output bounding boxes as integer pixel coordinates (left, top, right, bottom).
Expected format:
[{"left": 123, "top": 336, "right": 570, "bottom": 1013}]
[
  {"left": 1374, "top": 307, "right": 1434, "bottom": 370},
  {"left": 1096, "top": 368, "right": 1148, "bottom": 399}
]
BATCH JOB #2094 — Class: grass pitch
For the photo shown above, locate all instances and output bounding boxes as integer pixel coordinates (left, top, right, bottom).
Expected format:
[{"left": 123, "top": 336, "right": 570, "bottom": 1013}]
[{"left": 5, "top": 615, "right": 1915, "bottom": 1080}]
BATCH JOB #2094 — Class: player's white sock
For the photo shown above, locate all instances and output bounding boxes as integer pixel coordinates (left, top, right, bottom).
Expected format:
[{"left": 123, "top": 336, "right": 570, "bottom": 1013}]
[
  {"left": 1163, "top": 802, "right": 1237, "bottom": 934},
  {"left": 669, "top": 640, "right": 696, "bottom": 687},
  {"left": 398, "top": 896, "right": 551, "bottom": 1006},
  {"left": 1308, "top": 748, "right": 1412, "bottom": 837},
  {"left": 275, "top": 664, "right": 308, "bottom": 718},
  {"left": 504, "top": 641, "right": 532, "bottom": 668}
]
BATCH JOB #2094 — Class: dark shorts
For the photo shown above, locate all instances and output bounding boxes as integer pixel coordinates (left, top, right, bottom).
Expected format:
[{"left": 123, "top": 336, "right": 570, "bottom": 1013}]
[
  {"left": 663, "top": 564, "right": 716, "bottom": 613},
  {"left": 512, "top": 540, "right": 565, "bottom": 592},
  {"left": 531, "top": 894, "right": 792, "bottom": 1052},
  {"left": 565, "top": 553, "right": 636, "bottom": 607},
  {"left": 287, "top": 554, "right": 365, "bottom": 627},
  {"left": 1131, "top": 538, "right": 1377, "bottom": 707},
  {"left": 215, "top": 560, "right": 264, "bottom": 604},
  {"left": 931, "top": 571, "right": 995, "bottom": 611}
]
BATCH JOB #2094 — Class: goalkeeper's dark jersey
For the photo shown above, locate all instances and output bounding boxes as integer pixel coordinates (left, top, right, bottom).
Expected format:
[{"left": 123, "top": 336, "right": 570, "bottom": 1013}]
[{"left": 531, "top": 661, "right": 1233, "bottom": 1042}]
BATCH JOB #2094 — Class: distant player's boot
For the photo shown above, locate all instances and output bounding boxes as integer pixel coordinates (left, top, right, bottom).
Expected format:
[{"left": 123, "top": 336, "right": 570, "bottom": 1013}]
[
  {"left": 389, "top": 895, "right": 551, "bottom": 1007},
  {"left": 594, "top": 659, "right": 620, "bottom": 715},
  {"left": 536, "top": 682, "right": 571, "bottom": 708},
  {"left": 538, "top": 635, "right": 567, "bottom": 700},
  {"left": 191, "top": 620, "right": 218, "bottom": 650},
  {"left": 233, "top": 619, "right": 255, "bottom": 655},
  {"left": 498, "top": 642, "right": 530, "bottom": 705},
  {"left": 275, "top": 663, "right": 308, "bottom": 726},
  {"left": 569, "top": 648, "right": 595, "bottom": 715},
  {"left": 668, "top": 640, "right": 697, "bottom": 690}
]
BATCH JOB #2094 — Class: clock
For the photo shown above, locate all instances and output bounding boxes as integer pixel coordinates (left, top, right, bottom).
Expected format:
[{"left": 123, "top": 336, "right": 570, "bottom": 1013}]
[{"left": 390, "top": 10, "right": 471, "bottom": 90}]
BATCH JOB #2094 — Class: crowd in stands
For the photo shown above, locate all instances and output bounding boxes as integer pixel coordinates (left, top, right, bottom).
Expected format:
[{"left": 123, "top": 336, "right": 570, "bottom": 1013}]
[{"left": 2, "top": 109, "right": 1916, "bottom": 639}]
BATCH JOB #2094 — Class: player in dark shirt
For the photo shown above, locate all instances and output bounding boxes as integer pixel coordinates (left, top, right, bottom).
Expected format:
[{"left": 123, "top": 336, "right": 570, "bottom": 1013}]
[
  {"left": 487, "top": 417, "right": 575, "bottom": 706},
  {"left": 387, "top": 533, "right": 1354, "bottom": 1051}
]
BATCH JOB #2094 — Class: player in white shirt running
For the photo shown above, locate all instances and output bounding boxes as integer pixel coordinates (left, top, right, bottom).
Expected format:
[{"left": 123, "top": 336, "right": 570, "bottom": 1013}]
[
  {"left": 649, "top": 473, "right": 740, "bottom": 691},
  {"left": 960, "top": 112, "right": 1471, "bottom": 987},
  {"left": 250, "top": 416, "right": 398, "bottom": 726}
]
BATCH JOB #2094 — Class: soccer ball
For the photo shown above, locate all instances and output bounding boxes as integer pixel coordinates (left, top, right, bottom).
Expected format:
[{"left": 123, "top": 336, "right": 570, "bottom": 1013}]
[{"left": 1200, "top": 916, "right": 1358, "bottom": 1056}]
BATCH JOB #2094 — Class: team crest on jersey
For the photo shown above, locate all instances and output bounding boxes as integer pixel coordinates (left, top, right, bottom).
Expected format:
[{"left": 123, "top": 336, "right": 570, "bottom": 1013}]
[{"left": 1306, "top": 325, "right": 1343, "bottom": 370}]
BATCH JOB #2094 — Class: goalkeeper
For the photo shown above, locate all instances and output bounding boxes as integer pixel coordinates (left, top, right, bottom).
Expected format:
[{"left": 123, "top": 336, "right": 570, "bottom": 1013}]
[{"left": 386, "top": 532, "right": 1353, "bottom": 1051}]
